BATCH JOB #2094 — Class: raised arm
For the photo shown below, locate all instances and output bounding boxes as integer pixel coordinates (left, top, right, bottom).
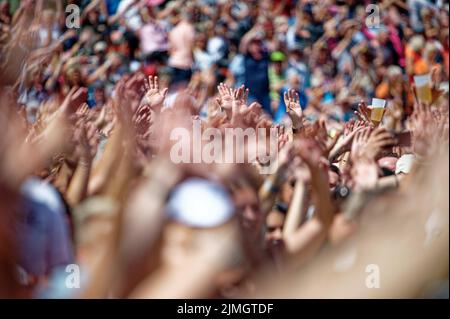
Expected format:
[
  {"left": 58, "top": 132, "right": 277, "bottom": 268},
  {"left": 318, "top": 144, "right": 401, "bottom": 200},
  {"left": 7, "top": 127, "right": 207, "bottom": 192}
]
[{"left": 283, "top": 140, "right": 334, "bottom": 264}]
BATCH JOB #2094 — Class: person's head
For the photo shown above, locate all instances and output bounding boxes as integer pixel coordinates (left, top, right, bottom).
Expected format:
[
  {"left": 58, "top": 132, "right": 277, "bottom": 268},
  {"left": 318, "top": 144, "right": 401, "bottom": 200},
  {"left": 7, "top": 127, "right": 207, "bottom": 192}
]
[
  {"left": 316, "top": 43, "right": 329, "bottom": 64},
  {"left": 86, "top": 8, "right": 100, "bottom": 25},
  {"left": 66, "top": 67, "right": 82, "bottom": 86},
  {"left": 409, "top": 35, "right": 425, "bottom": 54},
  {"left": 248, "top": 37, "right": 264, "bottom": 60},
  {"left": 289, "top": 47, "right": 303, "bottom": 62},
  {"left": 41, "top": 9, "right": 54, "bottom": 27},
  {"left": 195, "top": 33, "right": 207, "bottom": 50},
  {"left": 232, "top": 180, "right": 262, "bottom": 237},
  {"left": 328, "top": 165, "right": 341, "bottom": 191},
  {"left": 286, "top": 71, "right": 301, "bottom": 90},
  {"left": 93, "top": 41, "right": 107, "bottom": 59},
  {"left": 424, "top": 42, "right": 439, "bottom": 63},
  {"left": 215, "top": 20, "right": 227, "bottom": 37},
  {"left": 378, "top": 28, "right": 390, "bottom": 44},
  {"left": 270, "top": 51, "right": 285, "bottom": 73},
  {"left": 386, "top": 65, "right": 403, "bottom": 83},
  {"left": 274, "top": 16, "right": 289, "bottom": 35},
  {"left": 420, "top": 6, "right": 433, "bottom": 22},
  {"left": 265, "top": 207, "right": 286, "bottom": 244},
  {"left": 93, "top": 86, "right": 105, "bottom": 105}
]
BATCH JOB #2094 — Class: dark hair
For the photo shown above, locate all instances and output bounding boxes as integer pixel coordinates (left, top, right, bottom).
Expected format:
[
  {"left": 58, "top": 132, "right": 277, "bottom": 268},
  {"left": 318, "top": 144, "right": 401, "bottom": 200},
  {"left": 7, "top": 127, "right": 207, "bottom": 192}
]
[
  {"left": 329, "top": 164, "right": 341, "bottom": 176},
  {"left": 274, "top": 202, "right": 288, "bottom": 214}
]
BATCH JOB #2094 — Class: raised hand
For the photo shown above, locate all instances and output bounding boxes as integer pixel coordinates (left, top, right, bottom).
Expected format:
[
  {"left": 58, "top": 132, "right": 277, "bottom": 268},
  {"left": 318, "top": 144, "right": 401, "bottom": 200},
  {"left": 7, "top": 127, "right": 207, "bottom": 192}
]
[
  {"left": 74, "top": 121, "right": 95, "bottom": 163},
  {"left": 295, "top": 139, "right": 329, "bottom": 174},
  {"left": 133, "top": 105, "right": 153, "bottom": 137},
  {"left": 350, "top": 127, "right": 371, "bottom": 161},
  {"left": 409, "top": 102, "right": 448, "bottom": 157},
  {"left": 230, "top": 85, "right": 253, "bottom": 126},
  {"left": 283, "top": 89, "right": 303, "bottom": 129},
  {"left": 145, "top": 75, "right": 168, "bottom": 110},
  {"left": 351, "top": 156, "right": 379, "bottom": 192},
  {"left": 216, "top": 82, "right": 234, "bottom": 111},
  {"left": 306, "top": 119, "right": 340, "bottom": 158},
  {"left": 60, "top": 87, "right": 88, "bottom": 116},
  {"left": 329, "top": 123, "right": 365, "bottom": 162},
  {"left": 351, "top": 127, "right": 396, "bottom": 162},
  {"left": 353, "top": 100, "right": 373, "bottom": 126}
]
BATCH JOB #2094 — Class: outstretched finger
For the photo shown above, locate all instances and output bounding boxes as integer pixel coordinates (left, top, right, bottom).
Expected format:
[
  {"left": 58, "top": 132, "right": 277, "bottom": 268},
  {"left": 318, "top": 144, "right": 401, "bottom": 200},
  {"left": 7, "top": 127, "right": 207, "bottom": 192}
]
[{"left": 154, "top": 76, "right": 159, "bottom": 91}]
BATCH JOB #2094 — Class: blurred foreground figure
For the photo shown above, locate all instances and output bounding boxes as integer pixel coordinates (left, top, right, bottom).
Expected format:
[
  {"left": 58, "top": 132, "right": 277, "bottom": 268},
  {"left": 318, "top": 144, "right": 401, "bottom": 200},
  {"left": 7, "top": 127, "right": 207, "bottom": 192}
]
[{"left": 0, "top": 0, "right": 449, "bottom": 299}]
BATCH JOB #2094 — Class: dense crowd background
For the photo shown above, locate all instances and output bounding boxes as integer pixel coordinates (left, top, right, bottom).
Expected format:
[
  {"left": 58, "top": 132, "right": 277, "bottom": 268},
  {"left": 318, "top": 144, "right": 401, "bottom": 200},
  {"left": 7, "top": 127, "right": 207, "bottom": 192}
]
[{"left": 0, "top": 0, "right": 449, "bottom": 298}]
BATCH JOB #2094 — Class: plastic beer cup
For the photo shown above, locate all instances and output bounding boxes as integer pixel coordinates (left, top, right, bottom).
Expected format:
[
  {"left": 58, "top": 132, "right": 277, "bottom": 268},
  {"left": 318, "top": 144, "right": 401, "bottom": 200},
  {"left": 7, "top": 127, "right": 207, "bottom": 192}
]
[
  {"left": 414, "top": 74, "right": 432, "bottom": 104},
  {"left": 370, "top": 98, "right": 386, "bottom": 123}
]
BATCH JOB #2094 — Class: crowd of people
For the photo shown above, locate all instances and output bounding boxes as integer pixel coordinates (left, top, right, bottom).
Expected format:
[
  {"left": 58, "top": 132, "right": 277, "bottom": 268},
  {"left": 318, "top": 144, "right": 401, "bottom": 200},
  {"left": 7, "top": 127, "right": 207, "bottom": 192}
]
[{"left": 0, "top": 0, "right": 449, "bottom": 298}]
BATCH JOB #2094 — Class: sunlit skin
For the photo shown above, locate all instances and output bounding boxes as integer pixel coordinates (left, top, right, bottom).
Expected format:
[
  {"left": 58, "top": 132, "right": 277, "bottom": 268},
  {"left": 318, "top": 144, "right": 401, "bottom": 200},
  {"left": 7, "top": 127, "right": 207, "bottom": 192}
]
[
  {"left": 234, "top": 186, "right": 262, "bottom": 237},
  {"left": 0, "top": 0, "right": 448, "bottom": 300},
  {"left": 265, "top": 210, "right": 285, "bottom": 244},
  {"left": 328, "top": 170, "right": 340, "bottom": 191}
]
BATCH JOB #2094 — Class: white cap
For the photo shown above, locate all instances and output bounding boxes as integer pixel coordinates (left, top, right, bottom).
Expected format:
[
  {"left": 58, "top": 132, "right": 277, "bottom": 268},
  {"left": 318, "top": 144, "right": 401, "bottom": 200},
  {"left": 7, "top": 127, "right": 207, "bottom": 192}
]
[
  {"left": 167, "top": 178, "right": 234, "bottom": 228},
  {"left": 395, "top": 154, "right": 415, "bottom": 175}
]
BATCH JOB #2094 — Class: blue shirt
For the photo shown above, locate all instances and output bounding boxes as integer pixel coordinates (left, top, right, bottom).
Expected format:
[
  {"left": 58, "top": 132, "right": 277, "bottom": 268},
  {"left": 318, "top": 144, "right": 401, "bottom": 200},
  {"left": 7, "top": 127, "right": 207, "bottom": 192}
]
[
  {"left": 243, "top": 52, "right": 270, "bottom": 99},
  {"left": 16, "top": 178, "right": 74, "bottom": 278}
]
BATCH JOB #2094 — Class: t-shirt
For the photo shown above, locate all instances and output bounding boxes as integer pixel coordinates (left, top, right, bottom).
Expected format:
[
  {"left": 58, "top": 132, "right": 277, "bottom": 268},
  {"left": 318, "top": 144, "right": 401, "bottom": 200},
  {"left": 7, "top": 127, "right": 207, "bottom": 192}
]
[
  {"left": 105, "top": 0, "right": 121, "bottom": 15},
  {"left": 16, "top": 178, "right": 74, "bottom": 279},
  {"left": 139, "top": 20, "right": 168, "bottom": 55},
  {"left": 243, "top": 52, "right": 270, "bottom": 99},
  {"left": 168, "top": 20, "right": 195, "bottom": 70}
]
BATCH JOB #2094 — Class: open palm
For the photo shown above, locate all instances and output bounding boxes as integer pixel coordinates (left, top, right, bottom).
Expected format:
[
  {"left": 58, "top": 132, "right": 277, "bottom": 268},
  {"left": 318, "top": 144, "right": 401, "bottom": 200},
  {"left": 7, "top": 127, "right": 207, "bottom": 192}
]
[
  {"left": 145, "top": 76, "right": 168, "bottom": 109},
  {"left": 284, "top": 89, "right": 303, "bottom": 129}
]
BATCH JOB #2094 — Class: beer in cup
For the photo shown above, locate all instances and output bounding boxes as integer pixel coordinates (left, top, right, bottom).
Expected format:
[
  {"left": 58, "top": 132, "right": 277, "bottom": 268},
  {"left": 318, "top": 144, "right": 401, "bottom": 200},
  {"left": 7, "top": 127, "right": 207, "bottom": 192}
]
[
  {"left": 370, "top": 98, "right": 386, "bottom": 123},
  {"left": 413, "top": 74, "right": 432, "bottom": 104}
]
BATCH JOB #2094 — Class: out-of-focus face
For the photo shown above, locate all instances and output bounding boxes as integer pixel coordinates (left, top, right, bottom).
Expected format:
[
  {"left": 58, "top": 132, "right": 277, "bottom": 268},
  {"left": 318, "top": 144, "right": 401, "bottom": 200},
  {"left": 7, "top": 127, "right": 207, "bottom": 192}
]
[
  {"left": 42, "top": 10, "right": 54, "bottom": 27},
  {"left": 317, "top": 47, "right": 328, "bottom": 63},
  {"left": 265, "top": 210, "right": 285, "bottom": 243},
  {"left": 87, "top": 10, "right": 99, "bottom": 24},
  {"left": 275, "top": 20, "right": 289, "bottom": 35},
  {"left": 234, "top": 186, "right": 262, "bottom": 235},
  {"left": 69, "top": 69, "right": 82, "bottom": 85},
  {"left": 94, "top": 87, "right": 105, "bottom": 104},
  {"left": 328, "top": 169, "right": 340, "bottom": 191},
  {"left": 248, "top": 40, "right": 262, "bottom": 59},
  {"left": 287, "top": 73, "right": 300, "bottom": 89},
  {"left": 272, "top": 61, "right": 283, "bottom": 73},
  {"left": 196, "top": 34, "right": 207, "bottom": 50},
  {"left": 388, "top": 73, "right": 402, "bottom": 84}
]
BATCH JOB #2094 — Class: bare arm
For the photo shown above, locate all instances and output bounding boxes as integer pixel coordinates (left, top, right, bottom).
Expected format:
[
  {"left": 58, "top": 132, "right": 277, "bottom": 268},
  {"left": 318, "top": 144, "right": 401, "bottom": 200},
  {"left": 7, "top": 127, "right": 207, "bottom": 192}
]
[
  {"left": 66, "top": 125, "right": 93, "bottom": 206},
  {"left": 282, "top": 179, "right": 306, "bottom": 238},
  {"left": 284, "top": 142, "right": 334, "bottom": 261}
]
